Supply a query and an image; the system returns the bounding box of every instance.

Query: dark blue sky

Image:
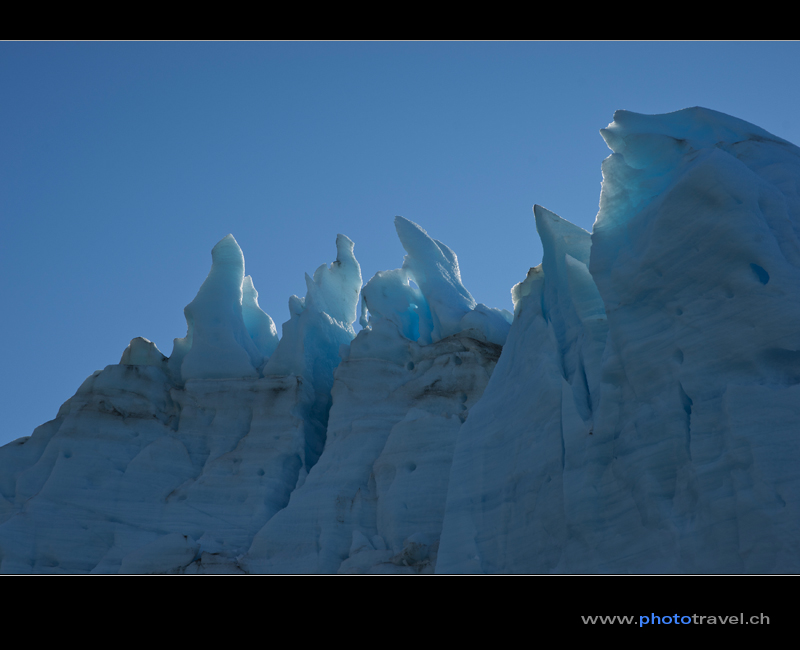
[2,42,799,446]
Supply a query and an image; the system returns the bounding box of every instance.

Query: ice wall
[438,107,800,573]
[4,107,800,573]
[245,222,504,573]
[437,205,604,572]
[584,108,800,572]
[0,234,361,573]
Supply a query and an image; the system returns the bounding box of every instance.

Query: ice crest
[395,216,476,342]
[362,216,511,346]
[266,233,362,378]
[265,234,363,470]
[6,107,800,574]
[595,107,800,233]
[169,234,271,382]
[120,337,167,367]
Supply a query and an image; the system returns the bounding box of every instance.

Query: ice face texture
[0,233,360,573]
[437,206,606,573]
[438,107,800,573]
[245,330,502,574]
[4,107,800,573]
[242,224,510,574]
[264,234,362,470]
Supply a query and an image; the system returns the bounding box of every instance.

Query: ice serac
[438,107,800,573]
[534,204,607,425]
[585,107,800,572]
[361,217,511,347]
[246,329,502,574]
[245,220,506,574]
[0,234,357,573]
[0,358,309,573]
[437,204,604,573]
[5,107,800,574]
[265,234,362,471]
[394,216,476,342]
[170,234,265,381]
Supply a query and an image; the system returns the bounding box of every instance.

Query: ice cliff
[3,107,800,573]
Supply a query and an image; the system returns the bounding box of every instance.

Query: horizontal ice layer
[457,303,513,348]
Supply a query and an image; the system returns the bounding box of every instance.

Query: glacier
[2,106,800,573]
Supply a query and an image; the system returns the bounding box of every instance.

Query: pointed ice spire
[265,233,362,378]
[170,234,264,382]
[360,217,510,345]
[395,216,476,341]
[304,234,362,331]
[264,233,362,471]
[531,205,606,423]
[535,205,592,268]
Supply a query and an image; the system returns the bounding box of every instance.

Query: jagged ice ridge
[2,107,800,573]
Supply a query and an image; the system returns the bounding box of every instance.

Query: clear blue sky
[2,42,799,446]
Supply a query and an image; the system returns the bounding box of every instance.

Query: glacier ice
[393,215,476,342]
[245,329,502,574]
[264,233,362,470]
[4,106,800,573]
[439,107,800,573]
[241,276,279,360]
[244,220,507,573]
[120,337,168,368]
[0,233,361,573]
[265,233,361,378]
[437,206,604,573]
[170,234,266,382]
[361,216,512,348]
